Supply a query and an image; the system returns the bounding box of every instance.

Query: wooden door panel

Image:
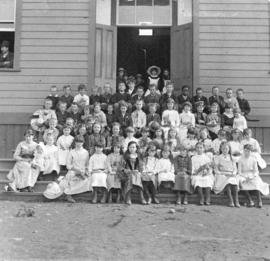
[171,23,193,94]
[95,24,117,92]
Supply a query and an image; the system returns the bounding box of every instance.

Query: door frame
[91,0,200,95]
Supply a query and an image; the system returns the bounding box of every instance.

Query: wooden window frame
[0,0,22,72]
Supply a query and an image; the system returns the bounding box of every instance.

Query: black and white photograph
[0,0,270,260]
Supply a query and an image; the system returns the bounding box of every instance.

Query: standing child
[46,85,59,110]
[118,141,146,205]
[138,127,152,156]
[43,134,60,178]
[238,144,269,208]
[213,142,240,207]
[212,129,227,155]
[191,142,214,205]
[194,101,207,129]
[206,102,221,140]
[167,127,181,158]
[229,128,243,163]
[236,88,251,117]
[161,98,179,139]
[59,85,74,109]
[131,99,147,137]
[233,108,247,132]
[142,145,159,204]
[32,143,46,177]
[106,142,123,203]
[173,147,192,205]
[122,127,138,152]
[182,127,198,157]
[89,142,108,204]
[57,126,74,170]
[241,128,266,169]
[179,101,195,141]
[114,100,133,135]
[73,84,90,107]
[43,118,59,143]
[106,122,124,153]
[56,101,69,131]
[146,103,161,127]
[156,144,175,188]
[85,122,106,155]
[100,83,112,112]
[152,126,165,157]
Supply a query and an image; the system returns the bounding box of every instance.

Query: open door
[171,23,193,94]
[95,24,117,92]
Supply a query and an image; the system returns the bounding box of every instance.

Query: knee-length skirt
[239,175,269,196]
[191,174,214,189]
[173,173,193,193]
[213,174,240,194]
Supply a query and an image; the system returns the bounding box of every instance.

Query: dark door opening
[117,27,170,78]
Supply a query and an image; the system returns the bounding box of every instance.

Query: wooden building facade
[0,0,269,157]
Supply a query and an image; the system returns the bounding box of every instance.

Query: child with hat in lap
[89,142,108,204]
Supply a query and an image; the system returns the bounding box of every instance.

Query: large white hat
[147,65,161,77]
[43,182,63,200]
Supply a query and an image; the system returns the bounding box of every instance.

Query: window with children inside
[0,0,16,70]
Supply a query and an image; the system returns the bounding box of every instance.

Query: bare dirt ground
[0,201,270,261]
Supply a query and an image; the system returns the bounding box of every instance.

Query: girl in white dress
[191,142,214,205]
[229,128,243,163]
[167,127,181,158]
[106,142,122,203]
[233,108,247,132]
[178,101,195,142]
[161,98,179,139]
[57,126,74,169]
[156,144,175,188]
[238,144,269,208]
[89,142,108,204]
[241,128,266,169]
[213,142,240,207]
[7,129,38,192]
[142,144,159,204]
[43,134,60,176]
[57,136,90,203]
[199,127,214,160]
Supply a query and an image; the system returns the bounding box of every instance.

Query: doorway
[117,27,170,78]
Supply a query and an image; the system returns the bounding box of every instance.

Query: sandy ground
[0,201,270,261]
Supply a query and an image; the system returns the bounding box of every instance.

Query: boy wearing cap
[191,88,208,113]
[0,40,13,68]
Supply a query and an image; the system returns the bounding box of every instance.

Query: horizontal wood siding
[198,0,270,116]
[0,0,91,113]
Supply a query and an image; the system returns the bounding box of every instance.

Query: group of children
[6,76,270,207]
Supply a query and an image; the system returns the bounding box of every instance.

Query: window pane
[154,0,170,6]
[0,32,15,68]
[96,0,111,25]
[119,0,135,6]
[137,0,152,6]
[0,0,15,22]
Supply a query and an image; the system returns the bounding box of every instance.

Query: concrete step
[0,170,67,180]
[1,191,270,205]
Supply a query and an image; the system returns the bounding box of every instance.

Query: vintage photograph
[0,0,270,260]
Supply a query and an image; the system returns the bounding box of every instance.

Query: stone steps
[1,191,270,206]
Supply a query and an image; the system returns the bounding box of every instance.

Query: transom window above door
[117,0,172,26]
